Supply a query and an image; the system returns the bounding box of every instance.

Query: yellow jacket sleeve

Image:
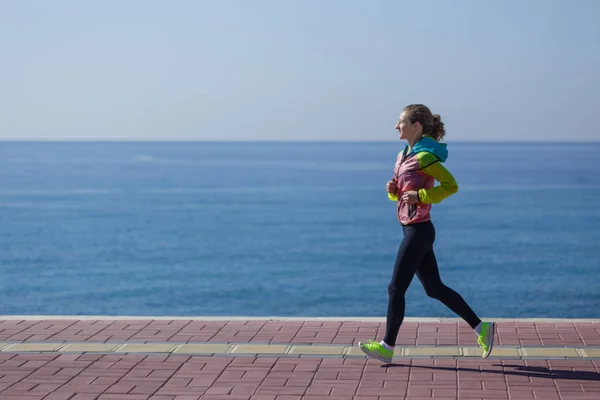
[417,154,458,204]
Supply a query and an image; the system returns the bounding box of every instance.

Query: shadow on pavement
[383,363,600,381]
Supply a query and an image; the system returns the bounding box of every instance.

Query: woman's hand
[386,180,398,194]
[401,190,419,204]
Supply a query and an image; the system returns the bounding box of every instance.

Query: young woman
[359,104,494,363]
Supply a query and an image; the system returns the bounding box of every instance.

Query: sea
[0,141,598,319]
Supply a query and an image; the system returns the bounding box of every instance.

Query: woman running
[359,104,494,363]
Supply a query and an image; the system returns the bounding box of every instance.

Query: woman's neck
[407,134,423,152]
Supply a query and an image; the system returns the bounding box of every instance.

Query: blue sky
[1,0,598,141]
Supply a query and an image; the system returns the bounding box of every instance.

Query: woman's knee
[388,281,406,300]
[424,284,445,299]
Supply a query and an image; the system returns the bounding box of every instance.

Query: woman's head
[395,104,445,142]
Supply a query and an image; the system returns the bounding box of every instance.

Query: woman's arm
[417,153,458,204]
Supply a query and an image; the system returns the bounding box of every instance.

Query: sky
[0,0,599,142]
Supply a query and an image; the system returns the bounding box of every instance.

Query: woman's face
[395,111,421,142]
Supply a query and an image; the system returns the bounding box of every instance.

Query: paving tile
[174,344,233,354]
[118,343,178,353]
[579,348,600,357]
[463,347,521,357]
[288,346,345,355]
[60,343,121,352]
[3,343,66,352]
[521,347,581,357]
[404,347,462,357]
[231,344,289,354]
[345,346,367,356]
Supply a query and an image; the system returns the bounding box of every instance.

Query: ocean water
[0,141,598,318]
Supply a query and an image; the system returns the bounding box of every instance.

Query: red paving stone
[0,352,598,399]
[0,319,599,399]
[1,319,599,346]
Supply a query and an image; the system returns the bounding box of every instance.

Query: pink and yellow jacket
[389,136,458,225]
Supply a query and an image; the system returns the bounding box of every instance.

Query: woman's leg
[416,248,481,329]
[383,222,433,346]
[415,224,495,358]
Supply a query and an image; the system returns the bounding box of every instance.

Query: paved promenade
[0,317,598,399]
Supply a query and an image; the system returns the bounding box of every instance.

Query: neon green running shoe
[358,340,393,363]
[477,322,495,358]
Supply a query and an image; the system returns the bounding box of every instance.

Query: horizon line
[1,139,599,144]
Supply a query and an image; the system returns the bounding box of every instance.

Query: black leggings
[384,220,481,346]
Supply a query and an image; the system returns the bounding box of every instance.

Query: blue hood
[409,136,448,162]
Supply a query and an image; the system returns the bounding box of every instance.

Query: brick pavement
[1,318,599,347]
[0,317,598,399]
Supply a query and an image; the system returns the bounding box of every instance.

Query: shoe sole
[358,342,392,363]
[482,322,495,359]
